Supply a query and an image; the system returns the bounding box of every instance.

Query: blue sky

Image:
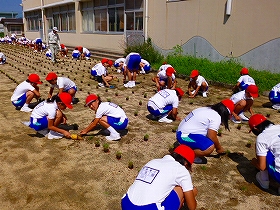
[0,0,23,18]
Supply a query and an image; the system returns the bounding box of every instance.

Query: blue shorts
[126,54,141,71]
[269,91,280,104]
[176,132,214,151]
[29,116,48,131]
[121,190,180,210]
[72,53,80,59]
[143,65,151,72]
[267,151,280,183]
[91,70,97,76]
[36,39,42,44]
[147,104,173,117]
[239,82,249,91]
[107,116,128,130]
[64,86,77,92]
[85,52,91,58]
[12,93,27,107]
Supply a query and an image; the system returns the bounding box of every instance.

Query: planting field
[0,44,280,210]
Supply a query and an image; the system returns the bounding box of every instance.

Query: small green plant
[266,113,270,118]
[237,124,242,130]
[240,186,247,191]
[94,139,100,147]
[200,166,207,170]
[115,92,118,96]
[134,110,138,116]
[144,134,149,141]
[126,96,129,101]
[107,98,111,102]
[246,140,252,148]
[103,143,110,152]
[128,161,134,169]
[217,128,222,136]
[172,126,177,133]
[144,93,147,98]
[116,151,122,160]
[139,100,142,105]
[168,144,174,153]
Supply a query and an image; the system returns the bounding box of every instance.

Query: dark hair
[252,120,274,136]
[170,152,191,170]
[47,94,62,103]
[210,102,230,131]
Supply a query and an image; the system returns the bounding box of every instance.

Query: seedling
[144,93,147,98]
[139,100,142,106]
[105,89,108,92]
[217,128,222,136]
[132,90,134,94]
[172,126,177,133]
[126,96,129,101]
[168,144,174,153]
[246,140,252,148]
[237,124,242,130]
[94,139,100,147]
[107,98,111,102]
[103,143,110,153]
[144,134,149,141]
[116,151,122,160]
[128,161,134,169]
[200,166,207,170]
[134,110,138,116]
[115,92,119,96]
[240,186,247,191]
[266,113,270,118]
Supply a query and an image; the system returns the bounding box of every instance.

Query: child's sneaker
[202,92,208,97]
[238,112,249,121]
[106,133,121,141]
[231,116,241,124]
[158,116,173,123]
[98,83,105,87]
[20,106,33,112]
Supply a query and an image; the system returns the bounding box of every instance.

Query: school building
[21,0,280,72]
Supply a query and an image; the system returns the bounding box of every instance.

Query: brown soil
[0,44,280,210]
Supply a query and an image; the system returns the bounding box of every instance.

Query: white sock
[260,170,269,181]
[107,126,118,135]
[23,103,29,107]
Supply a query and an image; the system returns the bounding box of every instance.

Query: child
[123,52,141,88]
[230,84,259,123]
[268,83,280,110]
[91,58,114,87]
[60,44,68,57]
[26,93,73,139]
[147,88,184,123]
[139,58,151,74]
[11,74,42,112]
[45,49,52,59]
[0,51,6,64]
[45,72,78,103]
[72,47,81,60]
[249,114,280,193]
[114,57,126,82]
[121,145,197,210]
[152,64,177,91]
[80,94,129,141]
[176,99,234,164]
[81,47,91,60]
[232,67,255,93]
[188,69,209,98]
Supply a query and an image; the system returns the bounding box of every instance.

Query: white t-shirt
[96,102,127,120]
[190,75,208,87]
[177,107,221,136]
[82,47,90,54]
[30,100,58,120]
[126,155,193,206]
[51,77,76,91]
[148,89,179,109]
[272,83,280,93]
[256,125,280,173]
[0,52,6,59]
[141,59,150,66]
[230,90,252,104]
[91,63,107,76]
[11,81,35,101]
[157,64,175,80]
[237,75,255,85]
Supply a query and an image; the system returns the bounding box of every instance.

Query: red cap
[166,67,175,76]
[28,74,42,84]
[221,99,235,114]
[175,87,185,97]
[249,114,267,130]
[101,58,109,64]
[240,67,249,75]
[85,94,98,107]
[190,70,199,78]
[108,60,113,67]
[59,92,73,109]
[60,44,65,48]
[46,72,58,81]
[77,46,83,52]
[246,85,259,98]
[174,145,195,165]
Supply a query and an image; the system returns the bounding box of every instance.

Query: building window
[25,10,41,31]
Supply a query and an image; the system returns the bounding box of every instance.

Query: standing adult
[176,99,234,163]
[147,88,184,123]
[121,145,197,210]
[47,27,60,63]
[249,114,280,193]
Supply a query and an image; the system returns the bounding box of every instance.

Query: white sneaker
[48,130,64,139]
[191,90,196,95]
[98,83,105,87]
[117,69,121,73]
[130,81,136,88]
[231,116,241,124]
[106,133,121,141]
[202,92,208,97]
[158,116,173,123]
[140,69,146,74]
[21,121,30,127]
[272,104,280,110]
[20,106,33,112]
[124,82,130,88]
[124,81,134,88]
[238,112,249,121]
[256,172,269,189]
[37,128,49,136]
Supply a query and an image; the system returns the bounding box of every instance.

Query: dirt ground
[0,44,280,210]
